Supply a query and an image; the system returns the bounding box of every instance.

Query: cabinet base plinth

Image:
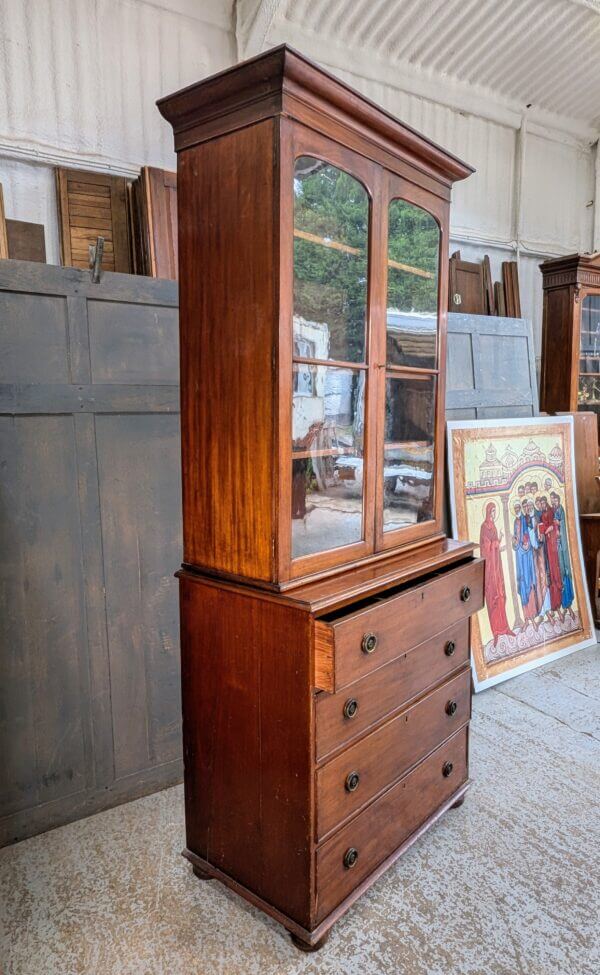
[182,782,469,948]
[290,931,330,952]
[192,864,212,880]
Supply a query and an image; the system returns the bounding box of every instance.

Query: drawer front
[316,726,468,921]
[316,559,483,691]
[316,668,470,839]
[315,619,470,762]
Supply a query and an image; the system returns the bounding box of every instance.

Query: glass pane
[579,295,600,412]
[293,157,369,364]
[386,199,440,369]
[383,375,436,531]
[292,364,365,558]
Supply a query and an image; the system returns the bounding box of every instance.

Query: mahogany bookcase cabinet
[159,46,484,951]
[540,252,600,434]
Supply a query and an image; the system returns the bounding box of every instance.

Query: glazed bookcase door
[577,290,600,415]
[281,126,380,580]
[375,173,449,552]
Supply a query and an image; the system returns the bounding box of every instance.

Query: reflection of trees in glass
[387,200,439,314]
[294,157,368,363]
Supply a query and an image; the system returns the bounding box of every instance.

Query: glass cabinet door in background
[382,198,441,535]
[291,156,370,560]
[578,294,600,413]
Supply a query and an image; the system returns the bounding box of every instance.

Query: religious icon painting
[447,415,595,691]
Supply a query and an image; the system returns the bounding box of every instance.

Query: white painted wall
[0,0,235,262]
[292,62,597,361]
[0,0,597,361]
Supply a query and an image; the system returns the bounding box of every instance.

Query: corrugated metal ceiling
[277,0,600,131]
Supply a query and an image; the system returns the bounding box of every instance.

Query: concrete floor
[1,646,599,975]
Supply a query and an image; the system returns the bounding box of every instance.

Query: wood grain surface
[315,619,470,761]
[315,727,468,921]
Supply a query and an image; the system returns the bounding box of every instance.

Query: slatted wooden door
[56,168,132,273]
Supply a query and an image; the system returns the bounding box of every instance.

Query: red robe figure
[480,502,515,646]
[537,496,563,612]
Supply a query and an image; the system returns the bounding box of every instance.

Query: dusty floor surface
[1,645,599,975]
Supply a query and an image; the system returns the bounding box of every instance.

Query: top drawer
[313,558,484,692]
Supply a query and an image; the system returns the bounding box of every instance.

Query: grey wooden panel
[0,259,178,304]
[96,414,182,779]
[477,405,534,420]
[445,408,477,422]
[447,331,475,392]
[0,261,181,846]
[88,300,179,384]
[446,313,539,419]
[0,415,90,816]
[0,292,69,383]
[0,384,179,413]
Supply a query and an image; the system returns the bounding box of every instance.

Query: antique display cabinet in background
[540,252,600,430]
[540,256,600,628]
[159,46,484,950]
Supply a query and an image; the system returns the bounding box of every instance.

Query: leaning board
[0,260,181,845]
[446,313,538,421]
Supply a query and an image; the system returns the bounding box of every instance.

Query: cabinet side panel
[179,576,313,926]
[177,121,277,580]
[540,287,575,412]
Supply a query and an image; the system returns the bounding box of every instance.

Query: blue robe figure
[553,499,574,610]
[527,505,550,616]
[513,510,537,622]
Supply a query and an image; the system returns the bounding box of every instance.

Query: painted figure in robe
[512,501,538,628]
[550,490,575,619]
[480,501,515,646]
[537,496,563,613]
[525,498,551,621]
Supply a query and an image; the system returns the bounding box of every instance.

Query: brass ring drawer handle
[362,632,378,654]
[445,640,456,656]
[460,586,471,602]
[345,771,360,793]
[343,847,359,870]
[442,761,454,778]
[343,698,359,720]
[446,700,458,717]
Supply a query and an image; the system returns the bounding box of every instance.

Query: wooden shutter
[448,256,485,314]
[128,168,178,280]
[56,167,131,273]
[502,261,522,318]
[143,168,178,280]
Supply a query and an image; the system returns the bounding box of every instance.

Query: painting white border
[446,414,596,692]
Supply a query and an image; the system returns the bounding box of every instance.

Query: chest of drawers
[179,544,483,949]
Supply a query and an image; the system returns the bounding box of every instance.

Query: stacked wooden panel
[128,167,178,279]
[449,251,521,317]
